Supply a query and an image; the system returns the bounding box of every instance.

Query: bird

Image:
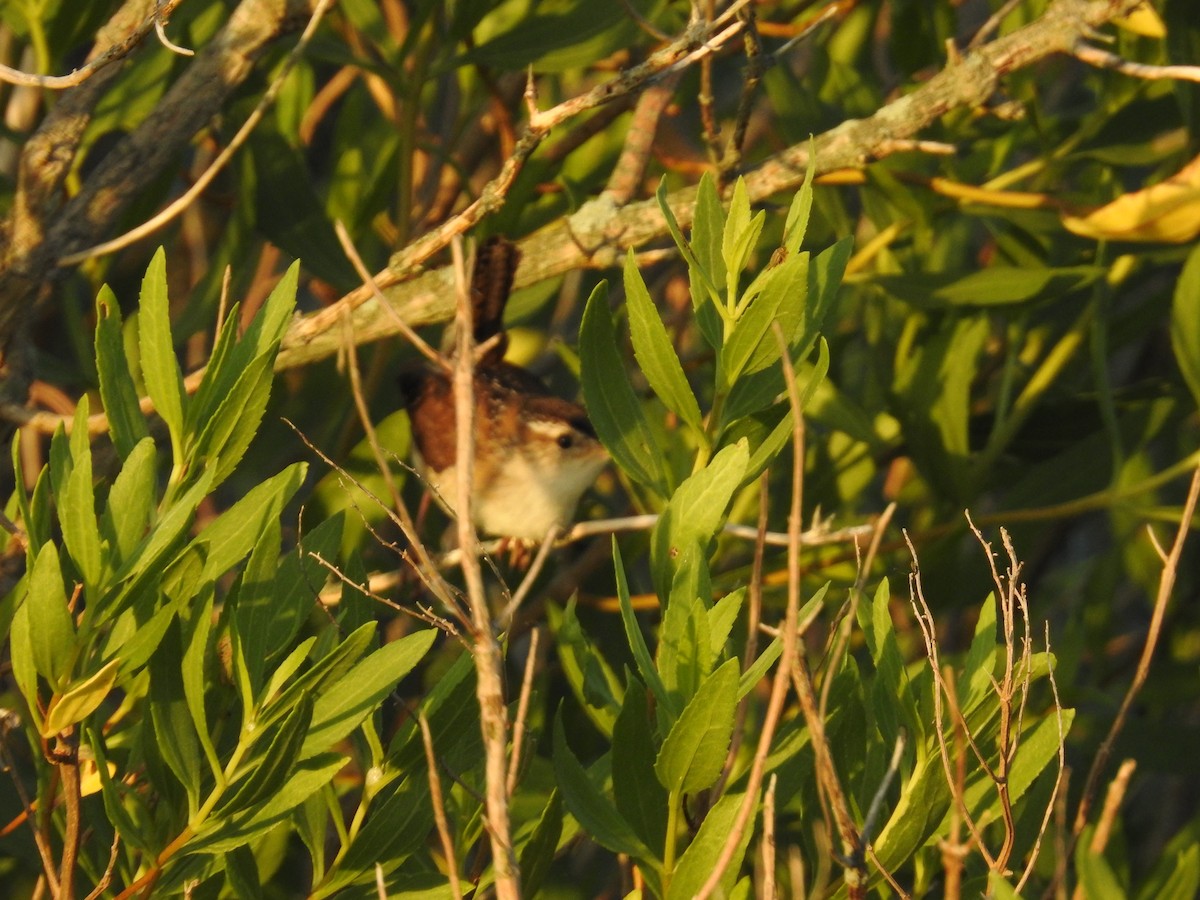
[398,237,608,543]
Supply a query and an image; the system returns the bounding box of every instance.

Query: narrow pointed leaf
[624,249,702,431]
[653,658,739,795]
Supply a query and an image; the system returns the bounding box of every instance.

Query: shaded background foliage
[0,0,1198,896]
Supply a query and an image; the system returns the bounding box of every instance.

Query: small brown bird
[399,237,608,542]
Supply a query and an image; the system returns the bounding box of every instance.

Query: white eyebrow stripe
[526,418,575,439]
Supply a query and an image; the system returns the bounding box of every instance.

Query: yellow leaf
[1112,4,1166,38]
[78,757,119,798]
[1062,154,1200,243]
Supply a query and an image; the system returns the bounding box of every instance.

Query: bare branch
[0,0,184,89]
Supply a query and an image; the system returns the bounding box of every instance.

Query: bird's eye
[556,433,574,450]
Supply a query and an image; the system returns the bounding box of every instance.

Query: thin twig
[1071,467,1200,837]
[1073,42,1200,82]
[713,471,770,800]
[603,72,682,205]
[0,0,185,88]
[721,2,762,174]
[968,0,1023,48]
[818,502,896,725]
[694,323,809,899]
[762,773,778,900]
[57,0,335,266]
[82,829,122,900]
[1019,623,1067,893]
[862,729,907,847]
[419,714,463,900]
[0,712,59,896]
[335,302,468,624]
[905,532,998,869]
[153,0,193,57]
[285,420,466,622]
[334,221,448,371]
[308,550,459,634]
[506,628,541,797]
[499,528,559,629]
[450,236,520,899]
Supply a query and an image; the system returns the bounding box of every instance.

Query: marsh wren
[399,238,608,542]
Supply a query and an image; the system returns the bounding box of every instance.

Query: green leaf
[94,284,149,459]
[657,177,723,316]
[580,281,668,495]
[520,790,564,898]
[190,349,276,487]
[310,772,430,896]
[656,543,712,710]
[263,513,344,662]
[651,440,748,597]
[738,338,830,480]
[301,628,436,757]
[612,680,668,851]
[856,578,908,744]
[614,538,672,715]
[707,587,746,656]
[466,0,653,73]
[8,597,41,731]
[624,249,703,431]
[224,845,263,900]
[1076,832,1128,900]
[720,250,810,388]
[249,130,357,288]
[960,592,998,717]
[188,753,349,857]
[721,178,755,304]
[194,463,306,582]
[654,658,739,795]
[552,715,656,862]
[60,398,102,592]
[231,519,283,695]
[894,314,990,502]
[691,172,728,297]
[183,591,222,779]
[258,622,379,732]
[1140,845,1200,900]
[876,265,1102,309]
[550,599,623,737]
[688,173,729,349]
[1171,242,1200,410]
[100,437,156,565]
[220,695,314,815]
[150,624,203,809]
[42,658,119,737]
[871,750,951,873]
[782,145,816,254]
[667,791,755,900]
[136,248,185,459]
[25,542,74,688]
[110,465,214,598]
[738,634,781,700]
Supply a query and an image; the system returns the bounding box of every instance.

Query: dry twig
[1071,468,1200,837]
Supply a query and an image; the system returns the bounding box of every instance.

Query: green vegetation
[0,1,1198,897]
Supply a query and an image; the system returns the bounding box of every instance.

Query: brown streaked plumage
[399,237,608,541]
